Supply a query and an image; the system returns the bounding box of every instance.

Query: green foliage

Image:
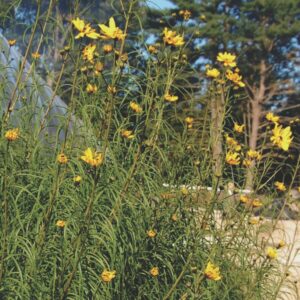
[0,1,298,299]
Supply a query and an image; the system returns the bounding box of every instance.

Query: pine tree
[167,0,300,188]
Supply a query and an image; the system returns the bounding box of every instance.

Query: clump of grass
[0,1,298,299]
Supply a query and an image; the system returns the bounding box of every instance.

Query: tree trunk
[245,60,266,189]
[210,89,225,182]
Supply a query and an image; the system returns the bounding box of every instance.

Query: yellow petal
[109,17,116,30]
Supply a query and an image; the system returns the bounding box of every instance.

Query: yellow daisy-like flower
[225,134,241,151]
[185,117,194,125]
[57,153,68,164]
[171,213,178,221]
[270,124,293,151]
[249,217,260,225]
[103,44,113,53]
[107,85,117,94]
[234,123,245,133]
[243,159,252,168]
[217,52,236,68]
[121,130,135,139]
[81,148,104,167]
[148,45,158,54]
[82,44,96,62]
[247,149,262,160]
[164,93,178,102]
[226,152,240,165]
[275,181,286,192]
[266,247,278,259]
[266,112,279,124]
[129,102,142,113]
[56,220,66,228]
[251,199,263,208]
[163,28,184,47]
[147,230,156,238]
[179,9,191,21]
[240,194,249,204]
[226,70,245,88]
[278,240,285,248]
[8,39,16,46]
[181,186,189,195]
[73,175,82,184]
[86,83,98,94]
[204,262,221,281]
[101,270,116,282]
[5,128,20,141]
[99,17,125,41]
[150,267,159,277]
[94,62,104,75]
[72,18,100,39]
[32,52,41,59]
[206,68,220,78]
[72,17,85,34]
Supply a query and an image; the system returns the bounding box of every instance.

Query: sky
[146,0,177,9]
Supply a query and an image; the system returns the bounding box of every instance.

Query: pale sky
[146,0,177,9]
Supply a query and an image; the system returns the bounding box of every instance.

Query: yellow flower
[32,52,41,59]
[270,124,293,151]
[82,44,96,62]
[5,128,20,141]
[148,45,158,54]
[275,181,286,192]
[204,262,221,281]
[181,186,189,195]
[57,153,68,164]
[200,14,206,21]
[206,68,220,78]
[278,240,285,248]
[226,152,240,165]
[81,148,104,167]
[251,199,263,208]
[86,83,98,94]
[171,213,178,221]
[249,217,259,225]
[103,44,113,53]
[240,194,249,204]
[266,247,278,259]
[164,93,178,102]
[130,102,142,113]
[243,159,252,168]
[163,28,184,47]
[94,62,104,75]
[234,123,245,133]
[56,220,66,228]
[266,112,279,123]
[72,18,100,39]
[298,186,300,193]
[179,9,191,21]
[185,117,194,125]
[99,17,125,41]
[121,130,134,139]
[247,149,262,160]
[101,270,116,282]
[217,52,236,68]
[225,134,241,151]
[72,17,85,33]
[147,230,156,238]
[73,175,82,184]
[8,39,16,46]
[107,85,117,94]
[150,267,159,277]
[226,70,245,87]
